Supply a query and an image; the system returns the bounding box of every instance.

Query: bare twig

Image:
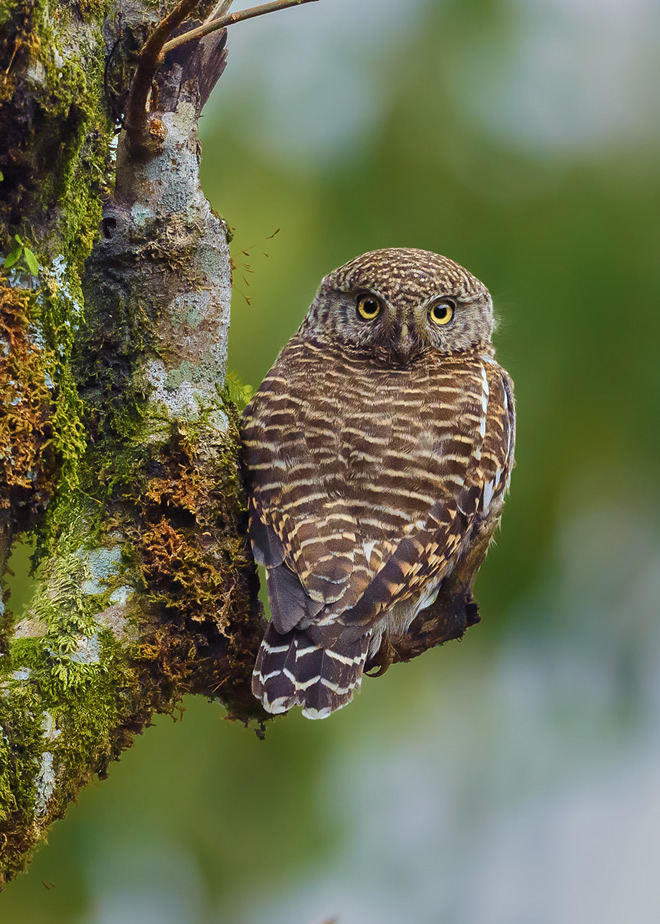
[161,0,319,55]
[203,0,234,25]
[124,0,199,146]
[124,0,317,153]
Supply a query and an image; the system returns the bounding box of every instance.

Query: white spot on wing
[262,641,290,654]
[262,696,292,714]
[481,365,490,398]
[363,540,376,567]
[283,668,320,691]
[320,677,360,695]
[326,648,363,666]
[301,706,333,720]
[483,479,495,513]
[259,669,283,683]
[479,363,490,441]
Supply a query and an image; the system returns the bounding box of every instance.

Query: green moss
[31,516,100,678]
[0,499,146,882]
[0,678,43,847]
[0,386,260,878]
[0,0,265,885]
[1,0,113,231]
[35,14,114,495]
[0,624,139,883]
[1,0,115,525]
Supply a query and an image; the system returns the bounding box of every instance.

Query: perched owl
[241,248,515,719]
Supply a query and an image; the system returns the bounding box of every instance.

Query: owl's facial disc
[351,291,424,364]
[304,248,494,360]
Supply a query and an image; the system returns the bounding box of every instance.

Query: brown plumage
[241,248,515,719]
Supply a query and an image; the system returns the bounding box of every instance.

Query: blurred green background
[4,0,660,920]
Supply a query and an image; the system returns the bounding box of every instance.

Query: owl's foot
[365,636,397,678]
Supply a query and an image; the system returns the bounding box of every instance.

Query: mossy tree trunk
[0,0,265,886]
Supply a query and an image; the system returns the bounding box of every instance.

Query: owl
[241,248,515,719]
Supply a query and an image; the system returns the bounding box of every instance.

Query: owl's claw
[365,637,397,677]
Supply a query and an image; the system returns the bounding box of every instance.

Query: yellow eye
[429,300,455,326]
[357,294,382,320]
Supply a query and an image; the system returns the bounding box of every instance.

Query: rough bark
[0,0,265,885]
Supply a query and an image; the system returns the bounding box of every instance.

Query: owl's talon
[365,662,388,678]
[365,637,396,677]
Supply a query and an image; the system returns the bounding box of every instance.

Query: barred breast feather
[241,335,514,719]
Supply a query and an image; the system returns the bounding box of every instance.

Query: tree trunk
[0,0,265,886]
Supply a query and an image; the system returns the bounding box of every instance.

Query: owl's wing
[315,357,516,643]
[383,365,515,662]
[241,339,361,633]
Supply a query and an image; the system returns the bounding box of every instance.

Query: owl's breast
[319,350,488,506]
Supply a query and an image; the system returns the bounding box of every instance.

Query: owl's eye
[357,294,382,321]
[428,299,455,326]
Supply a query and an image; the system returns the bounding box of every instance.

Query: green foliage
[3,235,39,276]
[225,370,254,410]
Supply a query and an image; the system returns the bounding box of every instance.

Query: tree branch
[162,0,320,55]
[124,0,200,149]
[124,0,318,156]
[0,0,327,885]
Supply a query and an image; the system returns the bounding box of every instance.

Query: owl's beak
[393,321,419,365]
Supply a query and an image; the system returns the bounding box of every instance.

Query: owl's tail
[252,622,370,720]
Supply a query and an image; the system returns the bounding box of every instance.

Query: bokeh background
[4,0,660,920]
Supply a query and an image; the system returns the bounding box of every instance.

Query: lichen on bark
[0,0,264,886]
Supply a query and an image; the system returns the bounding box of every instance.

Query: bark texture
[0,0,264,885]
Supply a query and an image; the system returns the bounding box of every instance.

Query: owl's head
[302,248,494,364]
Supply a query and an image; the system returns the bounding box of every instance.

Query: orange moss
[0,281,56,514]
[117,419,262,715]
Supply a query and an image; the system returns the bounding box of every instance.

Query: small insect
[241,248,515,719]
